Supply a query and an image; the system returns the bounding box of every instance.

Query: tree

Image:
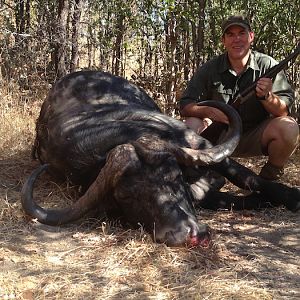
[54,0,69,78]
[70,0,83,72]
[0,0,298,118]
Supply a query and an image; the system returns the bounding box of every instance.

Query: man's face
[222,25,254,60]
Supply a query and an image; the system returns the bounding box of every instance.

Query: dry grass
[0,82,299,300]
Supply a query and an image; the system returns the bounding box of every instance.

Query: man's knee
[184,117,205,134]
[263,116,299,146]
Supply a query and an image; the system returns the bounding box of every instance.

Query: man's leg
[260,116,299,180]
[185,116,299,181]
[231,116,298,180]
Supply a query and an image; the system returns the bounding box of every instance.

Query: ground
[0,99,299,299]
[0,146,299,299]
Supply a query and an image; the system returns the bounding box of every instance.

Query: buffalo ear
[131,136,174,166]
[73,143,142,215]
[107,144,142,184]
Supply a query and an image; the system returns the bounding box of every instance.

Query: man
[179,15,299,180]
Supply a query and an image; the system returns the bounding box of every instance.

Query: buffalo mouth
[186,226,211,248]
[160,223,211,248]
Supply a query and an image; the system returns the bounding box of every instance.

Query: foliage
[0,0,299,117]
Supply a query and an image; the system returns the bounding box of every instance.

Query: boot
[259,161,284,181]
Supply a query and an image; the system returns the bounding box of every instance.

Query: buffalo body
[22,71,300,247]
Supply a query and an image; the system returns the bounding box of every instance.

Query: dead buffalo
[21,71,300,247]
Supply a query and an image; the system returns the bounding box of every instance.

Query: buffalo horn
[176,100,242,166]
[21,144,141,225]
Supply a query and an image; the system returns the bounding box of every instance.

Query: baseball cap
[221,15,251,35]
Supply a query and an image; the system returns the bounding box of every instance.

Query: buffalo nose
[188,224,211,247]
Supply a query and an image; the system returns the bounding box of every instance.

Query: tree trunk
[55,0,69,78]
[15,0,25,34]
[15,0,31,42]
[70,0,83,72]
[113,14,125,75]
[196,0,206,67]
[25,0,30,31]
[182,22,190,81]
[164,11,177,116]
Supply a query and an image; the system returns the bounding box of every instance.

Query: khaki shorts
[185,116,272,157]
[232,119,271,157]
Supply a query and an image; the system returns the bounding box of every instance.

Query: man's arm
[256,70,294,117]
[180,103,229,124]
[260,89,289,117]
[179,60,229,124]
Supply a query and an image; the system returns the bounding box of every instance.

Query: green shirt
[179,51,295,133]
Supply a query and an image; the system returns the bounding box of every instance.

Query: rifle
[230,42,300,109]
[201,42,300,144]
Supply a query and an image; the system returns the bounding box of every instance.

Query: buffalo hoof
[285,187,300,212]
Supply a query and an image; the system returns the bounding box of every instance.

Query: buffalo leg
[209,158,300,212]
[198,190,274,210]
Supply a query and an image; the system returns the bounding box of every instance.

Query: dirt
[0,150,299,299]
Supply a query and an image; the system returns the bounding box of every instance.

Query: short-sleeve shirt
[179,51,295,133]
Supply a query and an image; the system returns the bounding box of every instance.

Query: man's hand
[256,77,273,98]
[255,78,289,117]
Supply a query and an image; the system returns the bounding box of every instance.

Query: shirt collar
[219,50,260,74]
[248,51,260,71]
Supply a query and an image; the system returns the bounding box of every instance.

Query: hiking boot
[259,162,284,181]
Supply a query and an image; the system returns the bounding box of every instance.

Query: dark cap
[221,15,251,35]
